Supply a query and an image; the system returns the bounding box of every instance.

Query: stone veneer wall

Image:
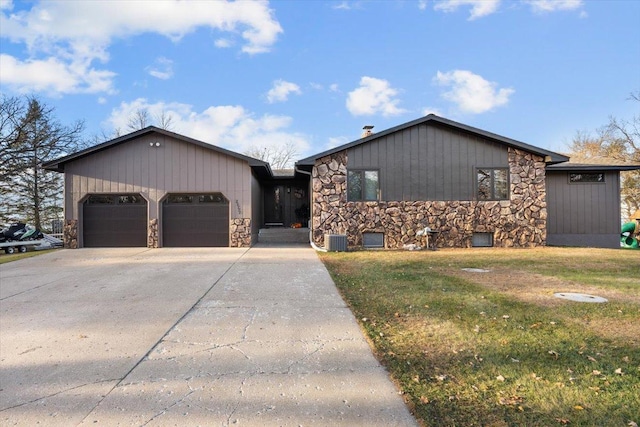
[230,218,252,247]
[311,148,546,249]
[63,219,78,249]
[148,218,159,248]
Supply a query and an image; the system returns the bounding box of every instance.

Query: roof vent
[361,125,374,138]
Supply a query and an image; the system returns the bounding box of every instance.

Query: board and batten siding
[347,123,508,201]
[546,171,621,248]
[64,133,252,221]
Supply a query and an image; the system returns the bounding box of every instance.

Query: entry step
[258,227,309,244]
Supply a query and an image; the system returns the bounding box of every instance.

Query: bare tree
[0,96,84,230]
[127,108,151,132]
[0,96,27,187]
[93,108,174,144]
[244,142,299,169]
[568,91,640,219]
[154,109,175,131]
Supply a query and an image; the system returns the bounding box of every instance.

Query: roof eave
[547,164,640,171]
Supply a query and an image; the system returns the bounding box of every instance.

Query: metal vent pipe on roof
[361,125,374,138]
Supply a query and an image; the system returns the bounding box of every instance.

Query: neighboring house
[296,115,639,249]
[43,127,272,248]
[45,115,638,249]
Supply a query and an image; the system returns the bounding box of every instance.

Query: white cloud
[332,1,358,10]
[525,0,583,13]
[0,0,14,10]
[310,82,324,90]
[0,53,116,95]
[214,38,233,48]
[0,0,282,95]
[146,57,174,80]
[1,1,282,54]
[105,98,311,157]
[346,76,406,117]
[433,70,514,114]
[266,80,302,104]
[433,0,501,20]
[329,83,339,92]
[418,0,428,11]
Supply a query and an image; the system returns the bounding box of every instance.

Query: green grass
[320,247,640,427]
[0,249,56,264]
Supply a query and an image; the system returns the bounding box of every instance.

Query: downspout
[295,165,328,252]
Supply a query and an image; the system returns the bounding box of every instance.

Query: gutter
[295,165,328,252]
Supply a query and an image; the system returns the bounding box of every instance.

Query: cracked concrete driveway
[0,245,417,426]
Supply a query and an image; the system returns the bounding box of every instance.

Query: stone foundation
[230,218,252,247]
[311,148,547,249]
[63,219,78,249]
[148,218,159,248]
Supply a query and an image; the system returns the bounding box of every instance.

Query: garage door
[162,193,229,247]
[83,194,147,247]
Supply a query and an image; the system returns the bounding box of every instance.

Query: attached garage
[43,126,272,248]
[83,194,147,247]
[162,193,229,247]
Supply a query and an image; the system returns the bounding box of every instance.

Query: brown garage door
[162,193,229,247]
[83,194,147,247]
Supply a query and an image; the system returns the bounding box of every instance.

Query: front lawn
[0,249,56,264]
[320,247,640,427]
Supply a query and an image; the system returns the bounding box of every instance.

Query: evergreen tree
[0,96,84,231]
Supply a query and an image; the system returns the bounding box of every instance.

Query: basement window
[472,233,494,247]
[363,232,384,248]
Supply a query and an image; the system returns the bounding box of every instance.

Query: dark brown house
[296,115,639,249]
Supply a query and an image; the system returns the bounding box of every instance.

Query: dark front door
[264,185,284,226]
[83,194,147,247]
[162,193,229,247]
[263,181,309,227]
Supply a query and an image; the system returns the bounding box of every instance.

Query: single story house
[44,115,638,249]
[295,115,639,249]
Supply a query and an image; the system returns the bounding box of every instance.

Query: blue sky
[1,0,639,161]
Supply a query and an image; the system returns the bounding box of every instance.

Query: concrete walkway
[0,245,417,426]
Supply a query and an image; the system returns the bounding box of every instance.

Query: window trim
[475,167,510,201]
[347,169,380,201]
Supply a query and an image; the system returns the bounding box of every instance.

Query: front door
[264,185,284,226]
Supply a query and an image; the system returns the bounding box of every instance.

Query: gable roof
[296,114,570,168]
[43,126,273,178]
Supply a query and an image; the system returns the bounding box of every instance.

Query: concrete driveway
[0,246,417,426]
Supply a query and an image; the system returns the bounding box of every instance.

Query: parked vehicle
[0,222,28,242]
[19,226,44,241]
[0,222,55,254]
